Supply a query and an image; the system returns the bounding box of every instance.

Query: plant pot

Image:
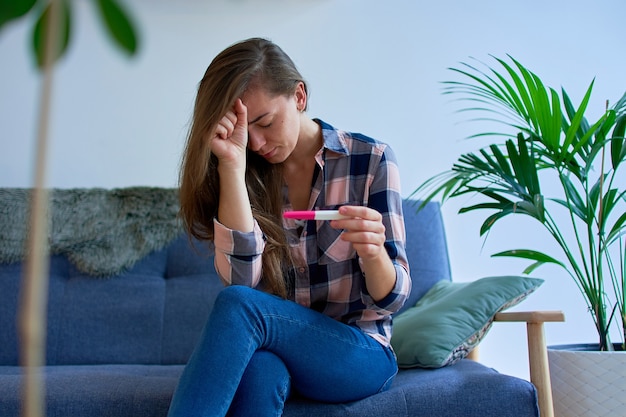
[548,344,626,417]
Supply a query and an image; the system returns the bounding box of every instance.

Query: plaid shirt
[213,119,411,347]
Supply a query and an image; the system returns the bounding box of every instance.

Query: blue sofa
[0,187,540,417]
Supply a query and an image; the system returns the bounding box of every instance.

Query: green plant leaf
[504,139,523,182]
[589,175,607,215]
[558,174,587,221]
[95,0,138,55]
[0,0,37,30]
[599,188,619,234]
[496,56,539,134]
[606,210,626,245]
[513,199,545,221]
[561,80,595,165]
[611,111,626,169]
[562,88,592,153]
[594,109,616,146]
[572,114,609,177]
[32,0,72,69]
[478,207,524,235]
[518,133,541,196]
[490,143,513,177]
[520,261,545,275]
[492,249,566,269]
[409,171,465,211]
[526,68,559,148]
[486,57,533,123]
[548,87,563,151]
[458,202,502,212]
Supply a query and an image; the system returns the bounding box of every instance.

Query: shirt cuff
[213,218,266,257]
[366,263,411,315]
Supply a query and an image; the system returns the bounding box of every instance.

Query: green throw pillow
[391,275,544,369]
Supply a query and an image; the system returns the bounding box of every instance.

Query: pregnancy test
[283,210,349,220]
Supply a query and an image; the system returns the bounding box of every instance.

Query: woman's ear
[294,82,307,112]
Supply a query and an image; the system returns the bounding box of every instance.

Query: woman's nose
[247,131,265,152]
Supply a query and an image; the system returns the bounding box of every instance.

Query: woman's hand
[330,205,397,301]
[210,99,248,172]
[330,205,387,260]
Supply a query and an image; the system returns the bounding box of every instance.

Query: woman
[167,37,411,417]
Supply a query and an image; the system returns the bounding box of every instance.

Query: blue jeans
[166,285,398,417]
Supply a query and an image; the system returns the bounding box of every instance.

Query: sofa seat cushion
[0,365,179,417]
[287,360,538,417]
[0,360,537,417]
[390,360,538,417]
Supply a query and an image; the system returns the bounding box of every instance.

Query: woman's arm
[211,99,264,287]
[213,99,255,233]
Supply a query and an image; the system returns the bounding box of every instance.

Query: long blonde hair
[179,38,308,298]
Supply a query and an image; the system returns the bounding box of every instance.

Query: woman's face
[241,83,304,164]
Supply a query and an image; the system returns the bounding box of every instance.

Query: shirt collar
[314,119,349,156]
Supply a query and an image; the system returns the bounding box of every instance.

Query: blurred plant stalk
[19,0,61,415]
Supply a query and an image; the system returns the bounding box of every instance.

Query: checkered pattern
[213,119,411,347]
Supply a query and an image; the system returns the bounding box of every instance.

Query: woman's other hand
[210,99,249,172]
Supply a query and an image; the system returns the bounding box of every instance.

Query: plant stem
[549,172,608,347]
[19,1,61,416]
[594,103,612,350]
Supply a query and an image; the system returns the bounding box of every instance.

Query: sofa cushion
[286,360,538,416]
[0,365,177,417]
[391,275,544,368]
[0,360,538,417]
[0,235,223,366]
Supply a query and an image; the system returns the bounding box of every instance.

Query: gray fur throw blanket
[0,187,183,276]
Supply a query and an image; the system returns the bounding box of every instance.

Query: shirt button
[298,267,306,273]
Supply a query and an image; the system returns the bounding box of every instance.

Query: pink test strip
[283,210,349,220]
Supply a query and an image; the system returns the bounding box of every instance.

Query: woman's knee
[215,285,270,305]
[213,285,259,314]
[217,284,254,301]
[213,285,279,317]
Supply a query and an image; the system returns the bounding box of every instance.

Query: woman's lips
[261,148,276,159]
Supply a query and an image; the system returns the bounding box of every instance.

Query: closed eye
[259,123,272,128]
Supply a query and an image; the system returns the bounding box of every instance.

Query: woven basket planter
[548,344,626,417]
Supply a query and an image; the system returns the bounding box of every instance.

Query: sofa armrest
[493,310,565,417]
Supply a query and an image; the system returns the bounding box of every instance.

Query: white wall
[2,0,625,380]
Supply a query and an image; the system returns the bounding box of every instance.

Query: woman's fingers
[234,98,247,125]
[211,99,249,148]
[331,206,383,231]
[329,206,387,259]
[215,109,237,140]
[231,99,248,147]
[339,205,382,222]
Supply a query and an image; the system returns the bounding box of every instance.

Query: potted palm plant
[412,55,626,416]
